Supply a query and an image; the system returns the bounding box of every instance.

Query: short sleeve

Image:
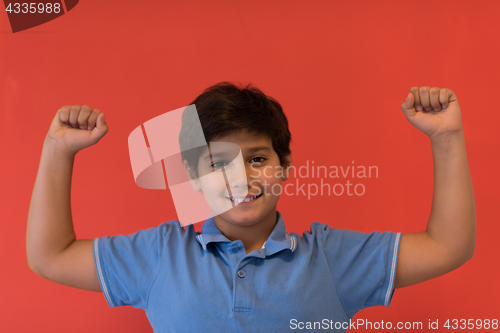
[313,222,401,318]
[93,224,168,309]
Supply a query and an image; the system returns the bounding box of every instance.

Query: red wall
[1,1,499,331]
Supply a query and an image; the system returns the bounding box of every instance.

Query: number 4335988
[6,3,61,14]
[444,319,498,329]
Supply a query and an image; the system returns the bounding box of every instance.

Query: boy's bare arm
[394,86,476,289]
[27,105,108,292]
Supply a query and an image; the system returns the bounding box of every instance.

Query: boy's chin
[220,206,274,226]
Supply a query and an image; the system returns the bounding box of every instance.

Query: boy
[27,82,475,332]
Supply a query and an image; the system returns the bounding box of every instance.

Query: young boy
[27,82,476,332]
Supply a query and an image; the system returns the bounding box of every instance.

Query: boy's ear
[183,160,201,192]
[282,153,292,181]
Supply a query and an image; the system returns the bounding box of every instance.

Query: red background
[1,1,499,332]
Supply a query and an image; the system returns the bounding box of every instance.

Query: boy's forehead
[212,131,272,148]
[211,131,273,151]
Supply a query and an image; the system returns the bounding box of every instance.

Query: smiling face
[190,130,291,229]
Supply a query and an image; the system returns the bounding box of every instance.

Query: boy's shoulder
[287,220,400,256]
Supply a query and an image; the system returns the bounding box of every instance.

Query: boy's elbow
[437,236,475,273]
[462,227,476,264]
[27,255,50,278]
[463,242,475,263]
[27,248,42,275]
[451,241,475,270]
[27,252,37,273]
[28,258,43,277]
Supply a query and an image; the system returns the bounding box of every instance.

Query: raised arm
[27,105,108,292]
[394,86,476,289]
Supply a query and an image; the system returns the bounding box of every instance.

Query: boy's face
[195,130,289,227]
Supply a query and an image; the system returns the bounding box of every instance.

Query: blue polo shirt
[93,212,401,332]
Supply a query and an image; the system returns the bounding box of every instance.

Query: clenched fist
[46,105,108,156]
[401,86,463,140]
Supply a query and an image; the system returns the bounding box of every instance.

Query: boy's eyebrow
[245,146,271,154]
[203,152,227,160]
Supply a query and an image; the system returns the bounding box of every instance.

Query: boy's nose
[226,164,247,187]
[224,157,249,193]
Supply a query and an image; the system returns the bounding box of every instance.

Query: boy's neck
[213,209,278,254]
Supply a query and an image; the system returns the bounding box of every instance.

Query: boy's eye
[211,161,228,169]
[249,157,266,164]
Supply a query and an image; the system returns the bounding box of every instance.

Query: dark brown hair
[179,82,292,176]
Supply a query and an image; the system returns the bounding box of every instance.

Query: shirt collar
[195,211,297,256]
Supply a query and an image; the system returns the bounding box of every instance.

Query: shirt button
[230,247,238,254]
[237,270,246,278]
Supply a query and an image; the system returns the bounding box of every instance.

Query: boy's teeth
[232,194,259,204]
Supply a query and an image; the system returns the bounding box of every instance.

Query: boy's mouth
[227,193,263,205]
